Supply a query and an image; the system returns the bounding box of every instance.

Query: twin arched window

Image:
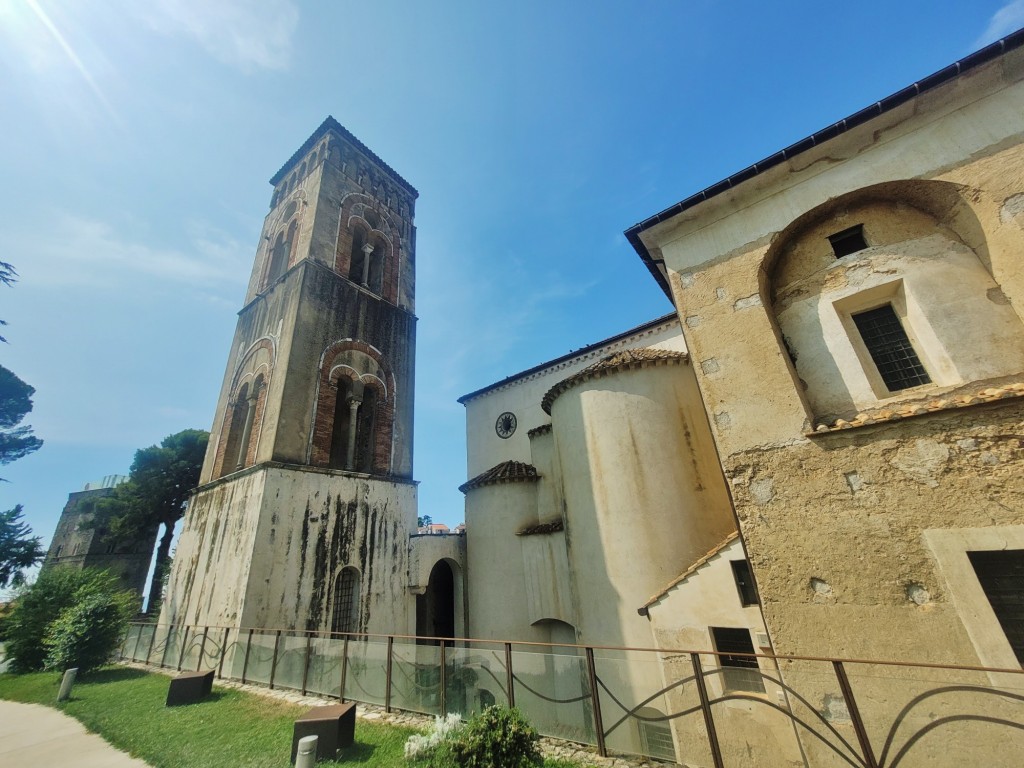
[347,224,386,294]
[265,219,298,289]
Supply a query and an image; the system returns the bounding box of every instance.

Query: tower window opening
[329,379,377,472]
[851,304,931,392]
[828,224,868,258]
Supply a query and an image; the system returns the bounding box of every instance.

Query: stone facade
[43,477,156,599]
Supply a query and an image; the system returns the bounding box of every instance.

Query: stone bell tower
[160,118,420,635]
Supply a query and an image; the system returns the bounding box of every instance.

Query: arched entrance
[417,559,455,642]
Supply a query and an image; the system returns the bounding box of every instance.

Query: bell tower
[160,118,420,635]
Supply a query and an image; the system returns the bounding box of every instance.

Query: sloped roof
[541,348,688,414]
[516,519,564,536]
[638,531,740,616]
[459,461,540,493]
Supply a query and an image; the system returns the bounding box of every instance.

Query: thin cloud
[974,0,1024,48]
[139,0,298,72]
[20,215,249,291]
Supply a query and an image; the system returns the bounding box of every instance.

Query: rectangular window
[638,716,676,762]
[731,560,759,606]
[711,627,765,693]
[968,550,1024,665]
[828,224,868,258]
[851,304,931,392]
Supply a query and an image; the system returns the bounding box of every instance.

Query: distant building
[43,476,156,599]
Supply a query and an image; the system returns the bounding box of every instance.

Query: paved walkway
[0,700,152,767]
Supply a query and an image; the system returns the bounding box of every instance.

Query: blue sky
[1,0,1021,564]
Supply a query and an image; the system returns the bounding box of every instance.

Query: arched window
[220,382,249,477]
[329,378,378,472]
[298,161,307,178]
[332,567,360,635]
[348,225,369,285]
[266,232,288,287]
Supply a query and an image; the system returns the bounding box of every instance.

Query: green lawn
[0,667,590,768]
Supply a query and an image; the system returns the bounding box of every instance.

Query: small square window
[828,224,868,258]
[731,560,759,606]
[851,304,931,392]
[711,627,765,693]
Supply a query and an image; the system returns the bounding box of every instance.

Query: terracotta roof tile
[516,519,564,536]
[541,348,688,414]
[527,424,552,438]
[810,379,1024,435]
[459,461,540,493]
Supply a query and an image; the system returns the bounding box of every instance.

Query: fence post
[269,630,283,690]
[505,643,515,708]
[833,661,879,768]
[197,626,209,671]
[339,636,350,702]
[584,647,607,758]
[691,654,724,768]
[217,627,230,679]
[176,626,190,671]
[241,629,254,684]
[145,624,157,665]
[385,636,395,713]
[439,641,447,715]
[301,634,313,695]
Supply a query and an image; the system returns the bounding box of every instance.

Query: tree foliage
[0,365,42,469]
[43,590,136,673]
[0,504,43,588]
[87,429,209,614]
[4,567,135,672]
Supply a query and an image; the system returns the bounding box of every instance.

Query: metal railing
[119,623,1024,767]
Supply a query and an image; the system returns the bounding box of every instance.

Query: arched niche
[764,180,1024,421]
[416,559,456,643]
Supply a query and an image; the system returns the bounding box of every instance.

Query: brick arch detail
[213,338,275,478]
[334,193,402,304]
[309,339,396,474]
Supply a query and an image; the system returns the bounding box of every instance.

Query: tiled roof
[527,424,552,438]
[638,531,740,616]
[459,461,540,493]
[516,519,564,536]
[810,380,1024,435]
[541,348,688,414]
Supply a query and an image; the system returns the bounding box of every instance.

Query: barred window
[332,567,360,635]
[852,304,931,392]
[711,627,765,693]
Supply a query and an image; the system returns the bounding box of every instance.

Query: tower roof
[269,116,419,198]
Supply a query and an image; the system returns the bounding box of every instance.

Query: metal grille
[712,627,765,693]
[851,305,931,391]
[332,568,359,634]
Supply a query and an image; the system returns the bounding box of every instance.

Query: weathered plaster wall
[552,361,736,649]
[636,50,1024,672]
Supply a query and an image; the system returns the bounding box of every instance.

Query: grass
[0,667,594,768]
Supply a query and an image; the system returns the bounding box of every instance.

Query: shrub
[405,712,464,762]
[43,590,136,672]
[446,706,542,768]
[4,567,136,672]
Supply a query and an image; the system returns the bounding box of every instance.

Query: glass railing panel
[120,624,142,660]
[391,641,441,716]
[305,635,345,698]
[178,629,205,672]
[446,644,507,716]
[273,634,309,691]
[342,637,389,707]
[509,646,594,746]
[243,631,278,686]
[160,626,183,668]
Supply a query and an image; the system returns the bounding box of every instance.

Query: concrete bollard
[295,735,318,768]
[57,668,78,702]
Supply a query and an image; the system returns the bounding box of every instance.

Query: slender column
[235,383,261,471]
[345,395,362,471]
[360,243,374,286]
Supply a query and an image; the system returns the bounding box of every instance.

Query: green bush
[43,591,136,673]
[4,567,136,672]
[444,706,542,768]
